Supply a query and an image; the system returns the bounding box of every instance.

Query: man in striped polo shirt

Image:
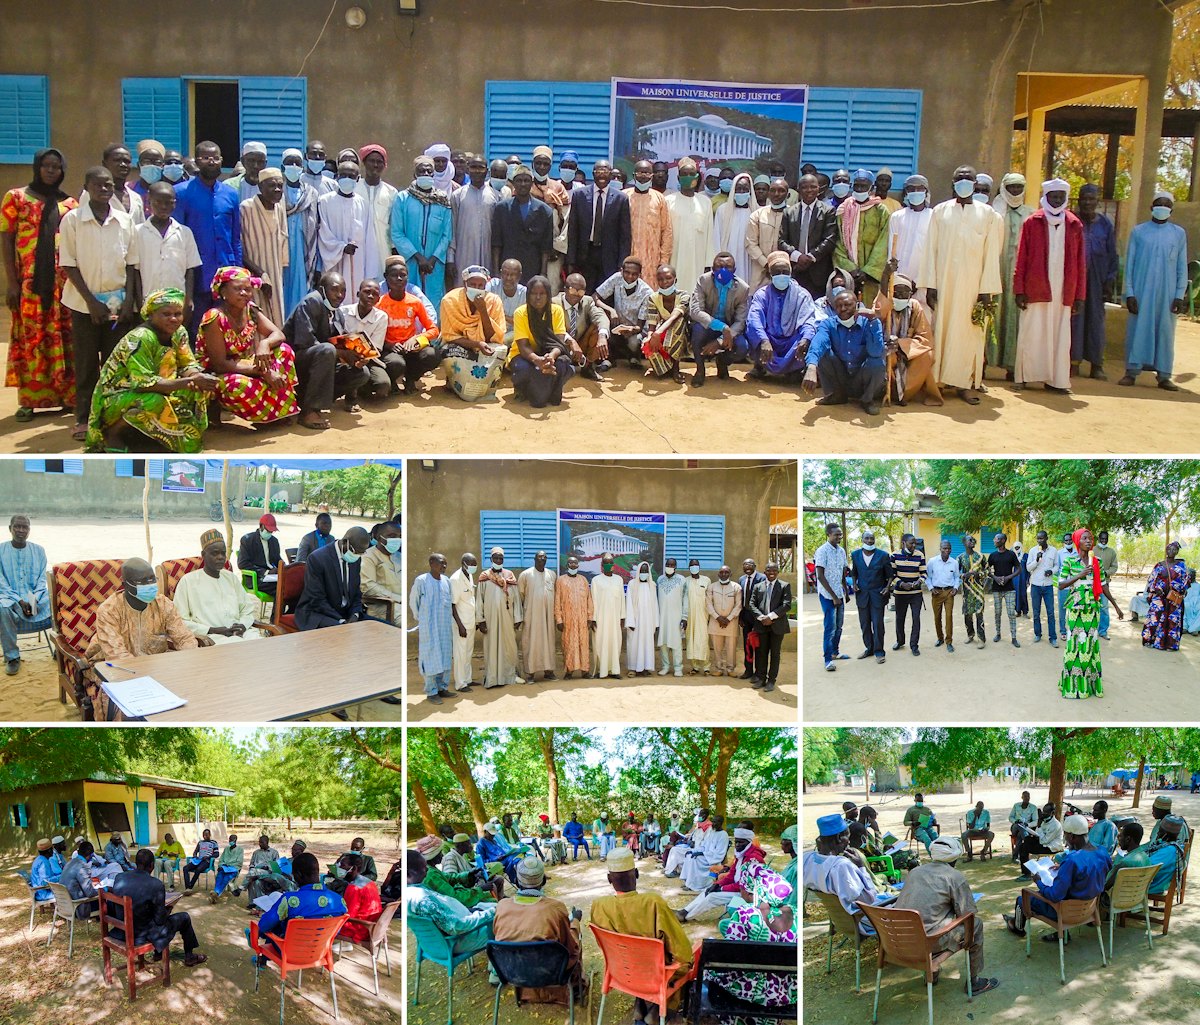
[891,534,926,656]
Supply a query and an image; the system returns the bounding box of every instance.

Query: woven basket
[441,353,503,402]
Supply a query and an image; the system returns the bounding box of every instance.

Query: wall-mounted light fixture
[398,0,420,14]
[420,459,438,471]
[345,5,367,27]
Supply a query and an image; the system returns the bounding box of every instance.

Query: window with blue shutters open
[10,803,28,829]
[23,459,83,475]
[0,76,49,164]
[485,81,612,175]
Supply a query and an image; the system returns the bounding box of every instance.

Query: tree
[803,459,927,550]
[648,728,741,816]
[434,728,490,833]
[802,728,839,791]
[906,729,1017,803]
[0,728,203,790]
[835,728,905,802]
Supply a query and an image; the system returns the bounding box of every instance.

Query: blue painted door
[133,801,150,846]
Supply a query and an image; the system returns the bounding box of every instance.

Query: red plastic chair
[251,915,349,1025]
[98,890,169,1000]
[589,924,699,1025]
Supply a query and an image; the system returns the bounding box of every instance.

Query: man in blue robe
[1,514,51,677]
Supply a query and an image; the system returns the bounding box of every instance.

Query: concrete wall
[2,0,1172,209]
[406,458,797,585]
[82,779,159,846]
[0,781,84,855]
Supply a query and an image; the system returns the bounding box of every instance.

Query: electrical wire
[292,0,341,83]
[588,0,1002,11]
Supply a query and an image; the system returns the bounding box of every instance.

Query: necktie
[591,187,605,244]
[800,204,811,254]
[568,301,579,335]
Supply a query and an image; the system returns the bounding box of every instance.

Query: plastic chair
[589,923,699,1025]
[1019,888,1106,984]
[156,856,181,889]
[409,909,492,1025]
[334,900,399,995]
[17,869,55,931]
[689,937,797,1023]
[487,939,577,1025]
[241,568,276,620]
[865,854,902,884]
[816,891,872,991]
[250,914,348,1025]
[1108,864,1158,957]
[45,881,99,957]
[98,889,170,1000]
[1176,833,1192,904]
[856,900,974,1025]
[272,561,307,634]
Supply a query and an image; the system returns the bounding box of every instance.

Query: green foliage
[907,729,1018,790]
[833,727,905,776]
[303,465,402,518]
[802,728,839,786]
[0,728,203,791]
[803,459,928,550]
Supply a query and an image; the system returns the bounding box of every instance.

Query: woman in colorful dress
[956,534,988,647]
[198,266,300,427]
[643,264,690,382]
[85,288,218,452]
[1,148,78,421]
[712,862,796,1024]
[1142,541,1189,651]
[1058,527,1124,699]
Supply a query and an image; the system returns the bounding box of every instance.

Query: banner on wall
[558,509,666,582]
[162,460,205,493]
[609,78,807,184]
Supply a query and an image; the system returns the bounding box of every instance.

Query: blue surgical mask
[713,267,734,285]
[953,179,976,198]
[658,284,676,296]
[633,178,651,192]
[465,286,483,300]
[906,190,927,207]
[705,182,720,195]
[771,200,787,211]
[259,528,273,540]
[891,297,911,311]
[385,537,401,554]
[507,164,518,180]
[832,182,851,198]
[465,564,476,576]
[342,550,361,564]
[139,164,163,185]
[1151,206,1173,222]
[690,566,700,576]
[415,175,434,191]
[567,567,578,576]
[973,192,988,203]
[306,158,325,174]
[283,165,303,184]
[733,193,750,207]
[321,168,336,179]
[719,179,733,194]
[162,164,184,183]
[559,169,576,185]
[489,177,507,192]
[852,189,872,203]
[838,315,857,328]
[337,177,357,195]
[772,273,792,290]
[131,582,158,603]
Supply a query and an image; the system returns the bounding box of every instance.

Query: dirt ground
[2,513,400,723]
[405,832,790,1025]
[406,642,797,722]
[801,579,1200,722]
[2,827,401,1024]
[5,309,1200,456]
[801,785,1200,1025]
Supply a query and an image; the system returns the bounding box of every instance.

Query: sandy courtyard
[801,579,1200,722]
[802,785,1200,1025]
[3,309,1200,456]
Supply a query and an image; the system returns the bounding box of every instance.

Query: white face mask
[464,564,476,576]
[690,566,699,576]
[863,542,876,551]
[638,571,650,581]
[665,567,675,576]
[567,567,578,576]
[891,297,911,311]
[491,560,503,571]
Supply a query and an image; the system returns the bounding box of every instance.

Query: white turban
[733,827,755,841]
[425,143,455,190]
[1155,190,1175,203]
[1041,178,1070,196]
[930,836,963,862]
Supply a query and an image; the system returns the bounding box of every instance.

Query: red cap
[259,513,278,531]
[538,814,549,822]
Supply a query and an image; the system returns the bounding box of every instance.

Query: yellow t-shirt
[509,302,567,361]
[156,841,185,859]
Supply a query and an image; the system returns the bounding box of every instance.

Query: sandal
[71,423,88,442]
[15,406,33,422]
[300,415,331,430]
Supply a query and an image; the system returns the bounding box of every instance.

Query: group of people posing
[408,550,792,704]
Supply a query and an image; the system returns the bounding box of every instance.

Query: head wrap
[483,819,499,834]
[36,838,52,852]
[532,145,553,160]
[1078,183,1100,198]
[733,827,755,841]
[606,848,636,872]
[721,171,762,218]
[242,141,267,157]
[1154,795,1173,811]
[904,173,928,189]
[337,147,359,164]
[975,173,994,191]
[930,836,963,862]
[996,171,1027,210]
[28,149,68,303]
[781,824,798,843]
[140,287,186,320]
[358,144,387,165]
[744,861,793,907]
[259,513,278,531]
[413,834,442,857]
[462,264,489,281]
[1072,528,1103,599]
[538,813,549,822]
[516,855,545,888]
[451,832,471,843]
[1063,814,1090,836]
[257,167,283,184]
[136,139,165,160]
[851,168,875,186]
[200,528,224,550]
[817,814,849,838]
[424,143,455,190]
[210,265,262,299]
[892,273,915,293]
[559,150,579,164]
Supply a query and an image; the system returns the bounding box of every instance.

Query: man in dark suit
[850,530,893,663]
[237,513,284,598]
[749,562,792,692]
[566,161,632,291]
[295,526,371,630]
[491,166,555,284]
[778,173,837,298]
[737,558,767,681]
[296,512,334,563]
[110,848,208,968]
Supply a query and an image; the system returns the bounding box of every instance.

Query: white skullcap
[282,148,303,162]
[1063,814,1089,835]
[242,141,268,156]
[1154,190,1175,203]
[490,545,504,556]
[930,836,963,862]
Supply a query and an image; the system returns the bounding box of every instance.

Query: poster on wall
[558,509,666,582]
[609,78,807,185]
[162,460,205,493]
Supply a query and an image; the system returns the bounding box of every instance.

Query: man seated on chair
[296,513,335,563]
[961,801,995,861]
[360,522,404,625]
[348,837,379,882]
[440,832,477,876]
[61,840,101,919]
[1099,821,1150,918]
[1,513,52,678]
[209,833,245,902]
[1008,791,1038,863]
[802,814,887,934]
[111,847,208,968]
[242,834,279,904]
[675,821,764,922]
[237,514,284,600]
[1143,815,1187,898]
[153,833,185,884]
[334,852,383,945]
[183,829,220,891]
[493,855,586,1003]
[251,851,347,961]
[1088,801,1117,854]
[476,820,525,884]
[895,836,1000,996]
[174,530,267,645]
[1003,814,1110,939]
[295,526,372,630]
[903,793,939,854]
[1149,795,1190,846]
[562,813,590,861]
[30,837,63,900]
[590,847,696,1025]
[248,839,307,907]
[412,833,504,906]
[405,848,496,961]
[1015,803,1065,876]
[104,833,135,872]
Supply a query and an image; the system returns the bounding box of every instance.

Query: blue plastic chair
[487,939,576,1025]
[409,911,493,1025]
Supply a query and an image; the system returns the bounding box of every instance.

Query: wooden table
[95,620,401,721]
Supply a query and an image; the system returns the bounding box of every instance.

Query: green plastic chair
[241,568,274,619]
[866,853,902,884]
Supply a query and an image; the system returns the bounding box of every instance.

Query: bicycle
[208,500,245,523]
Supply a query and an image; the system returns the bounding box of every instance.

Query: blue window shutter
[114,460,133,478]
[121,78,185,155]
[0,76,49,164]
[17,804,29,828]
[665,515,725,572]
[147,460,165,480]
[62,459,84,476]
[204,460,223,484]
[239,77,307,168]
[479,510,559,571]
[803,88,922,180]
[979,527,1000,556]
[23,460,45,474]
[485,81,610,171]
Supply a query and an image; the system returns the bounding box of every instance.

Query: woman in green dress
[1058,527,1124,699]
[956,534,988,647]
[85,288,219,452]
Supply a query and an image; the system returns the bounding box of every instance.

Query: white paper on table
[1023,857,1057,887]
[254,892,284,912]
[885,841,907,856]
[101,676,187,718]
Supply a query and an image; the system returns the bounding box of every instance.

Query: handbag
[1167,588,1184,606]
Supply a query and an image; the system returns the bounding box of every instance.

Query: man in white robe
[449,554,477,691]
[922,165,1003,404]
[680,814,730,892]
[665,812,710,876]
[625,561,659,676]
[317,159,377,299]
[355,144,398,272]
[712,173,761,284]
[665,158,715,293]
[683,559,711,673]
[591,554,625,679]
[448,155,498,278]
[886,174,934,304]
[656,559,687,677]
[476,546,524,688]
[517,550,557,681]
[173,531,264,645]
